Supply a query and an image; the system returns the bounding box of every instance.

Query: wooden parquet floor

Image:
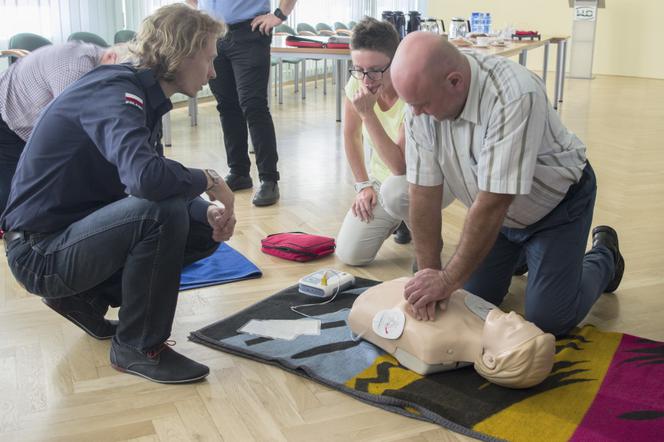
[1,72,663,441]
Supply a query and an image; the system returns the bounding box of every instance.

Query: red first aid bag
[261,232,336,262]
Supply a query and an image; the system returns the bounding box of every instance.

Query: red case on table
[285,35,349,49]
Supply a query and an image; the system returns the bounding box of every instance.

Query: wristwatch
[273,8,288,21]
[204,168,221,191]
[354,180,373,193]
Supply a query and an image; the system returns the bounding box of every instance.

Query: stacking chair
[6,33,51,64]
[296,23,318,36]
[315,23,335,36]
[334,22,353,36]
[114,30,136,44]
[274,24,307,100]
[68,32,109,48]
[296,22,328,93]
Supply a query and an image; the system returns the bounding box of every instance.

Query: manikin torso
[348,277,497,374]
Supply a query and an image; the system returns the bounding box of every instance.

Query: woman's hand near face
[351,83,379,117]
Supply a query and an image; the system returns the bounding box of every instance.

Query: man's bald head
[391,32,471,121]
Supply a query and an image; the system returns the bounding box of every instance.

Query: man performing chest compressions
[348,278,555,388]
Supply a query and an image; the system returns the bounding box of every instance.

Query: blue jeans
[464,163,614,336]
[5,196,218,351]
[0,113,25,213]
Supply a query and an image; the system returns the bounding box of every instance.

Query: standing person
[0,41,127,213]
[390,32,624,336]
[2,4,233,383]
[189,0,298,206]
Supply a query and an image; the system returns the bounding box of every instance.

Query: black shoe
[513,263,528,276]
[42,296,117,340]
[252,181,280,206]
[592,225,625,293]
[110,339,209,384]
[224,173,253,191]
[393,221,412,244]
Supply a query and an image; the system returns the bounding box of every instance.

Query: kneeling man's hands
[404,269,452,321]
[207,204,236,242]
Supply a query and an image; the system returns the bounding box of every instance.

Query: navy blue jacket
[1,64,209,233]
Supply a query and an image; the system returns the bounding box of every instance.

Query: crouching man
[1,4,232,384]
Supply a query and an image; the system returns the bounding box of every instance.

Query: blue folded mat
[180,242,262,291]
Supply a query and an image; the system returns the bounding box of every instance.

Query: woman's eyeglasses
[348,63,391,81]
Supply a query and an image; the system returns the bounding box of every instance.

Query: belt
[227,14,268,31]
[3,231,32,247]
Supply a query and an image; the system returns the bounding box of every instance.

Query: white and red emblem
[124,92,144,110]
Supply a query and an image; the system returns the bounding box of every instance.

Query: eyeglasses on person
[348,63,391,81]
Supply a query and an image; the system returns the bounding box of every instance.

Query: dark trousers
[0,113,25,214]
[464,163,614,336]
[209,22,279,182]
[5,196,218,351]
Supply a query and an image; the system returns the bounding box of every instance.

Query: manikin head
[391,31,471,121]
[474,309,556,389]
[349,17,400,95]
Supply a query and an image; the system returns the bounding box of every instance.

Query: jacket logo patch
[125,93,144,110]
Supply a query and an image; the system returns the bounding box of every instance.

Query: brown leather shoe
[592,225,625,293]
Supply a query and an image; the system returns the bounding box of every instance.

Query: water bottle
[484,13,492,34]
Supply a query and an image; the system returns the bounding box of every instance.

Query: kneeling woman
[336,17,409,266]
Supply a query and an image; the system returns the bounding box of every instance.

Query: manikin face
[350,49,393,95]
[482,309,543,359]
[174,34,217,97]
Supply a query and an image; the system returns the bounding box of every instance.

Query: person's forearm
[278,0,297,16]
[362,112,406,175]
[443,192,513,289]
[343,100,370,183]
[344,137,369,183]
[410,183,443,270]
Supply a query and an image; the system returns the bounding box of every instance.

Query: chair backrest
[114,29,136,44]
[274,24,296,35]
[315,23,333,32]
[8,33,52,64]
[334,22,349,30]
[68,31,109,48]
[348,21,357,29]
[297,23,318,34]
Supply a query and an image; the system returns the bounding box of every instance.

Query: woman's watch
[354,180,373,193]
[204,168,221,191]
[273,8,288,21]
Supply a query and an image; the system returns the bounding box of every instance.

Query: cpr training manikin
[348,278,556,388]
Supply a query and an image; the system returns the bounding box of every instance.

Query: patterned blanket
[189,279,664,441]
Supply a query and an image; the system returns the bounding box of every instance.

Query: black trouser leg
[0,114,26,213]
[211,27,279,182]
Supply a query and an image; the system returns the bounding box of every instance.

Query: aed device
[298,269,355,298]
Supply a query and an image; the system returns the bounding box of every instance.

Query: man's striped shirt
[405,52,587,228]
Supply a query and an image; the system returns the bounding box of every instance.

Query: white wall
[427,0,664,79]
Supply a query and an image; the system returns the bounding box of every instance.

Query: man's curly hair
[130,3,225,81]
